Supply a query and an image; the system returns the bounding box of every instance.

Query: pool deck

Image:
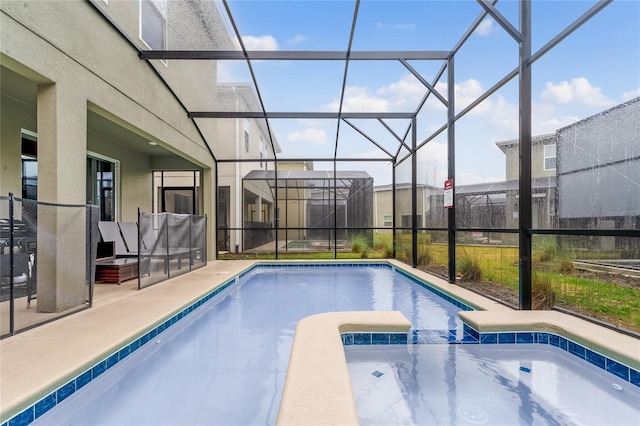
[1,259,639,424]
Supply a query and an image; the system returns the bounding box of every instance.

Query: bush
[457,248,482,282]
[383,243,393,259]
[535,243,557,262]
[532,273,556,310]
[557,258,574,274]
[418,245,432,266]
[351,234,369,254]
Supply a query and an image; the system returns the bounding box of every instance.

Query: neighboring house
[0,0,234,312]
[495,133,558,231]
[216,84,281,252]
[555,96,640,251]
[374,184,439,233]
[494,97,639,251]
[373,136,558,237]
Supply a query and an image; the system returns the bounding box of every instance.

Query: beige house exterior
[215,84,281,252]
[0,0,233,311]
[373,184,436,232]
[496,134,557,230]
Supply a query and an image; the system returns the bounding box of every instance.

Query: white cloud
[287,128,327,145]
[321,86,390,112]
[622,87,640,101]
[452,79,489,113]
[476,18,495,36]
[376,74,427,110]
[531,102,579,134]
[287,34,306,45]
[540,77,613,107]
[241,35,278,51]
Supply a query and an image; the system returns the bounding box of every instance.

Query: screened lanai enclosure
[225,170,374,252]
[116,0,640,330]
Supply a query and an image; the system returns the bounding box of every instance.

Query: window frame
[139,0,168,65]
[544,143,556,171]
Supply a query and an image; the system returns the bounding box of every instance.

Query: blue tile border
[342,332,408,346]
[4,262,639,425]
[393,267,474,312]
[257,262,392,269]
[3,276,238,426]
[467,326,640,389]
[344,326,640,390]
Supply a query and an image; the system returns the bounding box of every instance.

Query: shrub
[557,258,574,274]
[351,234,369,254]
[360,248,370,259]
[532,273,556,310]
[535,244,557,262]
[383,243,393,259]
[457,248,482,282]
[418,245,432,266]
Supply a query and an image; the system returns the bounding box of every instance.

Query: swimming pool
[31,263,467,425]
[8,262,639,425]
[346,344,640,425]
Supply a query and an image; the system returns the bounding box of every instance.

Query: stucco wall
[0,90,37,197]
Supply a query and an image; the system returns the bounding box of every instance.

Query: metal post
[447,56,456,283]
[285,178,288,253]
[215,165,219,259]
[519,0,533,310]
[392,164,397,258]
[87,203,94,308]
[137,207,142,290]
[8,193,15,335]
[189,213,193,270]
[411,118,418,268]
[334,162,338,258]
[274,161,279,259]
[166,211,172,278]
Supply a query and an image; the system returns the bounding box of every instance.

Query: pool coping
[276,311,411,426]
[1,259,639,425]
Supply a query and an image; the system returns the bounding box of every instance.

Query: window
[244,119,250,153]
[259,135,265,168]
[21,131,38,200]
[383,215,392,227]
[140,0,167,51]
[87,153,119,221]
[544,143,556,170]
[153,171,200,214]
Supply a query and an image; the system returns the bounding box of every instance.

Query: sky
[216,0,640,187]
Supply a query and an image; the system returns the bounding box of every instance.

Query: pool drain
[457,404,488,424]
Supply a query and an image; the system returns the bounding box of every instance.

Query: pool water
[35,265,464,425]
[346,344,640,425]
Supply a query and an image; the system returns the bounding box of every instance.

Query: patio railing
[1,193,99,338]
[137,210,206,289]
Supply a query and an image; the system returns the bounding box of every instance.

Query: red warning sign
[444,179,453,208]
